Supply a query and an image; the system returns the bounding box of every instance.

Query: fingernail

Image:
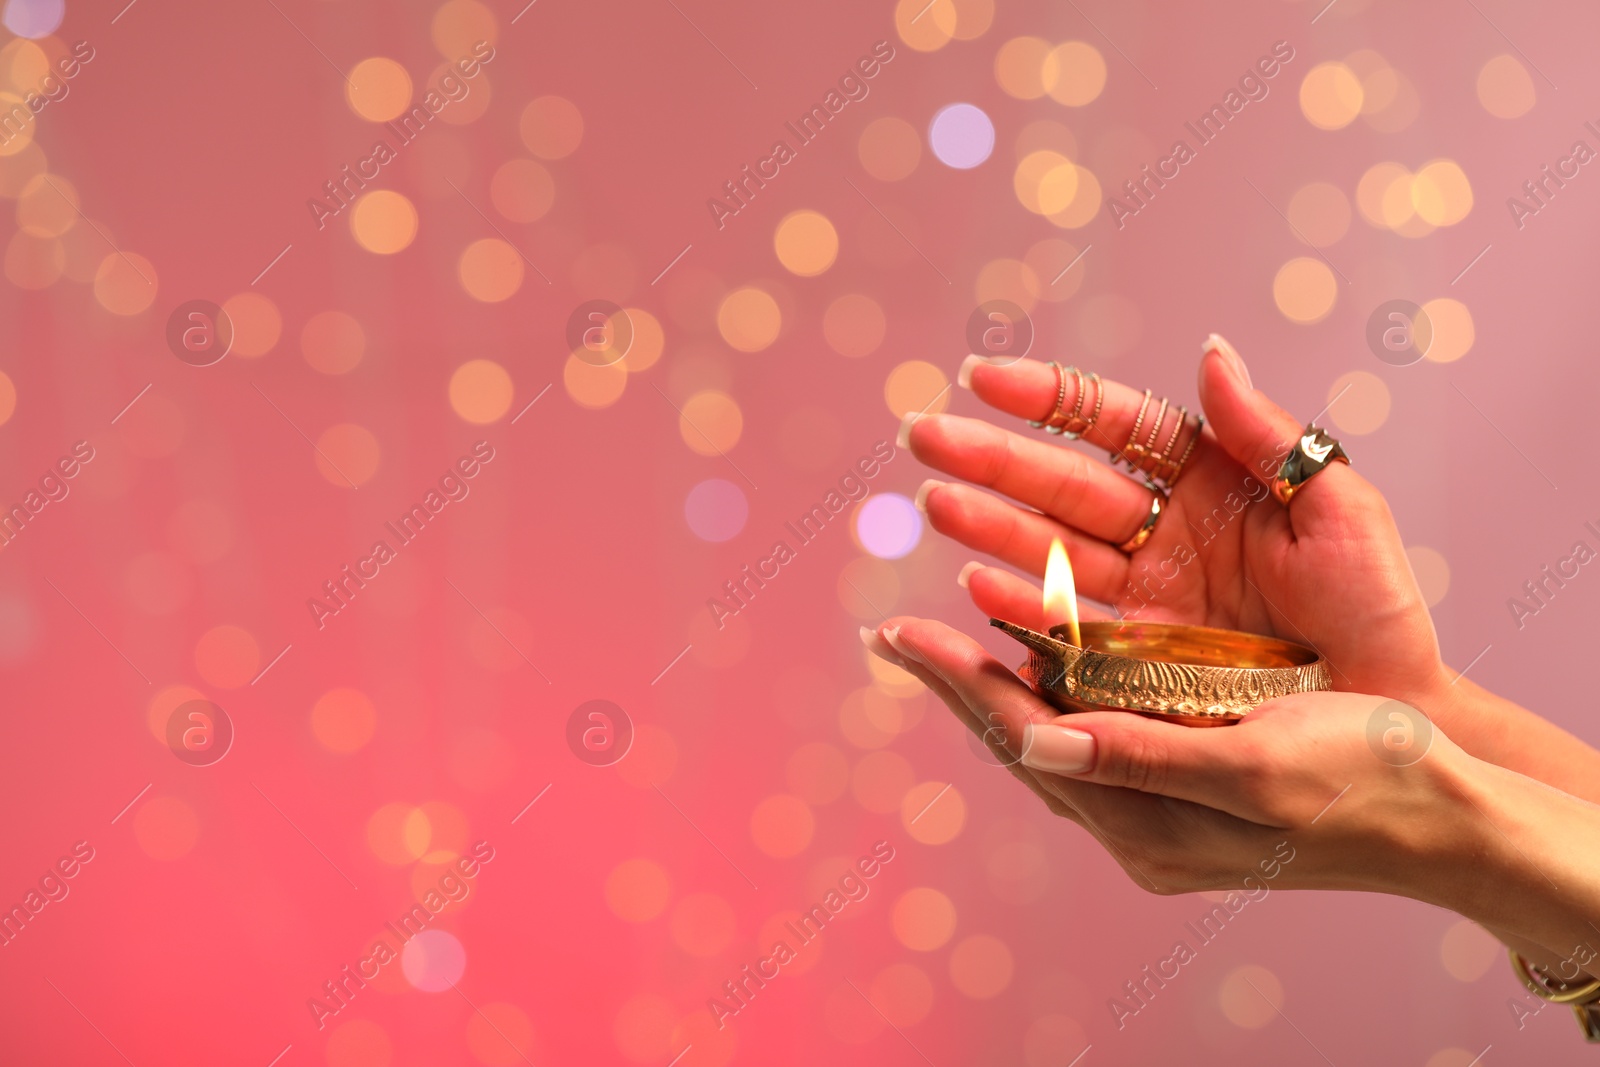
[896,412,920,450]
[1203,332,1251,391]
[881,625,924,666]
[1020,722,1097,774]
[956,560,983,589]
[914,478,945,514]
[957,354,990,390]
[859,626,908,668]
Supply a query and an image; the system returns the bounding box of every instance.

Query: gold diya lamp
[993,540,1331,727]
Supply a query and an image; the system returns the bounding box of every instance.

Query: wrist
[1426,753,1600,963]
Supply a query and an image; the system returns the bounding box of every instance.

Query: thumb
[1196,333,1372,529]
[1195,333,1304,489]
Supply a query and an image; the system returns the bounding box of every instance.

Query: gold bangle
[1511,951,1600,1042]
[1512,951,1600,1004]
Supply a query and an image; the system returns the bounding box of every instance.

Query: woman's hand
[864,615,1600,969]
[904,338,1600,799]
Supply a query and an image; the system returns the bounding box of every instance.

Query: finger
[900,411,1153,542]
[957,355,1201,471]
[878,616,1061,755]
[1017,709,1285,826]
[860,624,1088,826]
[916,480,1130,602]
[1196,334,1379,533]
[957,561,1112,629]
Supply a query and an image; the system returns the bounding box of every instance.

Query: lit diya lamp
[992,539,1332,727]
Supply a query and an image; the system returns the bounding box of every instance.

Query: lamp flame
[1042,537,1081,647]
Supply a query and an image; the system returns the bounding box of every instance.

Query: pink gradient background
[1,0,1596,1063]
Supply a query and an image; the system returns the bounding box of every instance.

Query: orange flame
[1042,537,1081,647]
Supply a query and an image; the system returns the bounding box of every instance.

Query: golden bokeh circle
[1219,965,1283,1028]
[823,293,886,357]
[449,358,514,423]
[458,238,525,302]
[1419,297,1474,363]
[519,96,584,160]
[678,390,743,455]
[773,210,838,276]
[858,116,922,181]
[311,687,378,752]
[949,934,1014,998]
[17,172,75,237]
[1047,166,1101,229]
[490,159,555,223]
[901,781,964,844]
[222,292,281,358]
[194,624,260,689]
[894,0,956,52]
[1410,159,1473,226]
[1271,257,1337,324]
[432,0,498,57]
[1325,370,1390,435]
[620,306,664,373]
[1041,41,1106,106]
[563,353,628,408]
[1477,54,1535,119]
[890,887,957,951]
[93,252,158,316]
[301,310,366,375]
[749,794,814,858]
[315,423,382,487]
[606,858,671,922]
[717,287,781,352]
[346,57,413,122]
[350,190,418,254]
[995,36,1051,99]
[1014,150,1078,215]
[883,360,950,418]
[1299,62,1364,129]
[1286,182,1351,247]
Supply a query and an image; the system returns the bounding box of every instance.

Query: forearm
[1426,754,1600,971]
[1432,674,1600,806]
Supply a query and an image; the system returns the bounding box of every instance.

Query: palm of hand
[1122,445,1447,710]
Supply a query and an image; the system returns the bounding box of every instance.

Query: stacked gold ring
[1029,363,1103,440]
[1116,390,1204,490]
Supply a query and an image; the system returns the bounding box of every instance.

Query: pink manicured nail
[956,560,983,588]
[957,354,989,389]
[1203,332,1251,391]
[1020,723,1096,774]
[914,479,945,514]
[880,625,923,667]
[896,413,918,450]
[859,626,907,668]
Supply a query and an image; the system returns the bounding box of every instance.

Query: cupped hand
[903,338,1501,766]
[864,615,1481,904]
